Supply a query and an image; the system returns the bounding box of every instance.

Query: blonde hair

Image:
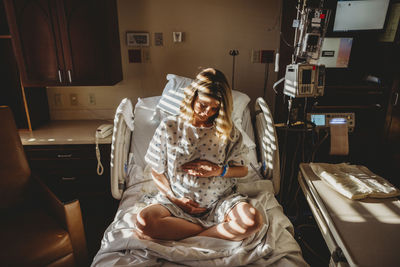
[180,68,233,142]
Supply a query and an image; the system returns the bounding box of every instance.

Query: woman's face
[193,93,220,124]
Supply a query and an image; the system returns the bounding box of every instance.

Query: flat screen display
[333,0,390,32]
[318,38,353,68]
[302,69,312,84]
[311,114,326,126]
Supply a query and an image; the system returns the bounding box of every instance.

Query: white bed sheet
[92,165,308,266]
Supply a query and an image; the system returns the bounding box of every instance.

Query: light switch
[54,93,62,106]
[154,32,163,46]
[173,32,183,42]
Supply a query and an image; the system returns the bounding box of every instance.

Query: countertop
[19,120,113,145]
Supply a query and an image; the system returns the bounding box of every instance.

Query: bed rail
[110,98,135,199]
[254,97,280,194]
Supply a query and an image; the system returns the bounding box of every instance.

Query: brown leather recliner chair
[0,106,88,266]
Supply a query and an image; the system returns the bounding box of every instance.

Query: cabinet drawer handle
[61,177,76,181]
[58,70,62,83]
[57,154,72,158]
[68,70,72,83]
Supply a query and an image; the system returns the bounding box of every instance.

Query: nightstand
[23,143,118,261]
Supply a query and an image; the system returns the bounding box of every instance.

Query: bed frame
[91,95,308,267]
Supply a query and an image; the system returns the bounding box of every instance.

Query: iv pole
[229,49,239,89]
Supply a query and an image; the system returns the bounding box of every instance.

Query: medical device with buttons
[295,8,331,60]
[307,112,355,132]
[283,63,325,98]
[277,5,330,99]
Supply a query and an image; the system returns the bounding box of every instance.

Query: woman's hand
[169,196,207,214]
[181,159,222,178]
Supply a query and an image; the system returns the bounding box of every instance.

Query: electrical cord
[273,77,285,94]
[301,98,308,162]
[300,236,328,264]
[296,224,329,264]
[279,98,293,203]
[279,129,288,204]
[263,63,270,99]
[290,185,301,221]
[285,132,301,207]
[311,129,329,162]
[309,124,317,162]
[95,132,104,176]
[280,32,295,48]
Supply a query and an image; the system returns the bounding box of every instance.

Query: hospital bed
[91,81,309,266]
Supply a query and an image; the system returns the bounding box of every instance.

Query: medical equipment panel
[284,63,325,98]
[295,8,331,60]
[307,112,355,132]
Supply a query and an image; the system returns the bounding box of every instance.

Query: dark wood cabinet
[0,37,28,128]
[379,75,400,188]
[4,0,122,87]
[24,144,115,201]
[23,144,119,260]
[1,0,49,130]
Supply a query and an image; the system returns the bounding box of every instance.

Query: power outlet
[54,93,62,107]
[142,49,150,63]
[251,50,261,63]
[70,93,78,106]
[89,93,96,105]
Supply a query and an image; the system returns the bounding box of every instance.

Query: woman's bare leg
[136,204,204,240]
[197,202,263,241]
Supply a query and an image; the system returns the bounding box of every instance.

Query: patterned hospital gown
[144,115,249,227]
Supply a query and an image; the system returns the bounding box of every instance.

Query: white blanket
[92,166,308,267]
[310,162,400,200]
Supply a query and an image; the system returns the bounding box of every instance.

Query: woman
[138,68,263,241]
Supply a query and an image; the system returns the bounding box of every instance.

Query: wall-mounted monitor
[318,37,353,68]
[333,0,390,32]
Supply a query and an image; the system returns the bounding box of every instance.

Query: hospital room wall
[46,0,282,120]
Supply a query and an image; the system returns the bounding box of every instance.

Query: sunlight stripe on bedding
[163,93,183,105]
[159,100,180,114]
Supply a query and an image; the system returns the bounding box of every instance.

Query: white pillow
[154,74,193,118]
[131,96,161,168]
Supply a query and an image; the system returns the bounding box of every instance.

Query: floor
[294,215,331,266]
[283,186,332,267]
[80,194,119,262]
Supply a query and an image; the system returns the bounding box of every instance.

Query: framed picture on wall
[126,32,149,46]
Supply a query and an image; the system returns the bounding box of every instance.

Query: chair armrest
[31,175,66,225]
[31,175,88,266]
[64,198,88,267]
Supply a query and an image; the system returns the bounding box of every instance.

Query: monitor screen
[318,37,353,68]
[311,114,326,126]
[302,69,312,84]
[333,0,390,32]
